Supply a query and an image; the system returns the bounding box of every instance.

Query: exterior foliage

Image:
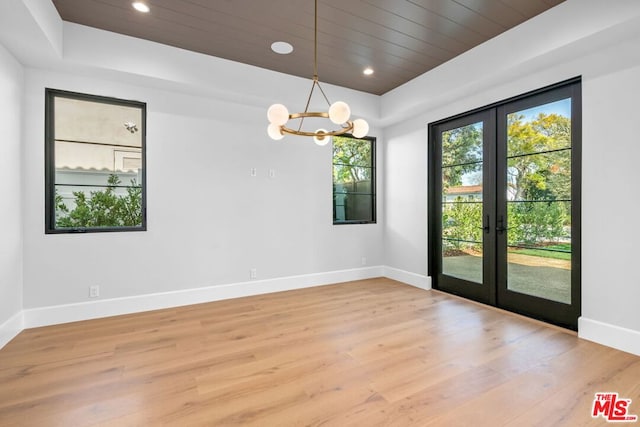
[443,113,571,251]
[441,123,483,188]
[333,135,372,182]
[442,199,482,251]
[55,174,142,228]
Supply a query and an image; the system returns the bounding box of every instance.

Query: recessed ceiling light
[271,41,294,55]
[132,2,150,13]
[363,67,374,76]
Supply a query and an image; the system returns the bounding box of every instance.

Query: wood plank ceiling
[51,0,565,95]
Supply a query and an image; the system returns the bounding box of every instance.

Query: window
[45,89,146,233]
[333,135,376,224]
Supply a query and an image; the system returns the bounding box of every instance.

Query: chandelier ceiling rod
[299,0,332,133]
[314,0,318,79]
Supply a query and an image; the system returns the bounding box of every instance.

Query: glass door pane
[441,122,484,284]
[505,98,572,304]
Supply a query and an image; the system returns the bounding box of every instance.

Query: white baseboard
[23,266,385,329]
[13,267,638,359]
[383,266,431,290]
[578,317,640,356]
[0,311,24,349]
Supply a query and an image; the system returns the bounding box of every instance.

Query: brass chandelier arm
[315,80,331,106]
[299,78,320,132]
[297,78,333,133]
[290,112,330,119]
[281,116,354,137]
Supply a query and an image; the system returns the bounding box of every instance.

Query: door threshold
[430,288,577,336]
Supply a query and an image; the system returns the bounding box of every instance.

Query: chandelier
[267,0,369,146]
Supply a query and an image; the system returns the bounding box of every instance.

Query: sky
[514,98,571,122]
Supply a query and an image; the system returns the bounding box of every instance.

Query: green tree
[333,136,372,183]
[507,113,571,201]
[442,123,483,189]
[56,174,142,228]
[506,112,571,246]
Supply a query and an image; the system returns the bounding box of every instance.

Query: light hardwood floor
[0,278,638,426]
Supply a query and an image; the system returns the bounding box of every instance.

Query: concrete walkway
[442,254,571,304]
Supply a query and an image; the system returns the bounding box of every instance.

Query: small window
[45,89,146,233]
[333,135,376,224]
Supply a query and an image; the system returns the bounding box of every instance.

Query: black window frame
[45,88,147,234]
[332,134,377,225]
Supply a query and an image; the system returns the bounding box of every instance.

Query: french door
[429,79,581,329]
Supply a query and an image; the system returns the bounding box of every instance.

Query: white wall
[382,0,640,354]
[581,65,640,334]
[0,42,24,341]
[383,124,427,276]
[21,65,383,309]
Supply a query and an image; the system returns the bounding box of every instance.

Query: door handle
[478,215,490,233]
[495,215,508,233]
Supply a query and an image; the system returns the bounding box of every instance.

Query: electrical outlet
[250,168,257,177]
[361,257,367,266]
[89,285,100,298]
[269,169,276,178]
[250,268,257,279]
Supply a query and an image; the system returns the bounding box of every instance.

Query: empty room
[1,0,639,425]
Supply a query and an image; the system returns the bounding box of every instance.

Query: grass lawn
[510,243,571,261]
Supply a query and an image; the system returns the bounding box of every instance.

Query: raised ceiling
[51,0,564,95]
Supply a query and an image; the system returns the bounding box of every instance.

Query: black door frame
[428,77,582,330]
[430,110,496,305]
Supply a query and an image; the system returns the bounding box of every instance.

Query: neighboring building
[444,184,483,202]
